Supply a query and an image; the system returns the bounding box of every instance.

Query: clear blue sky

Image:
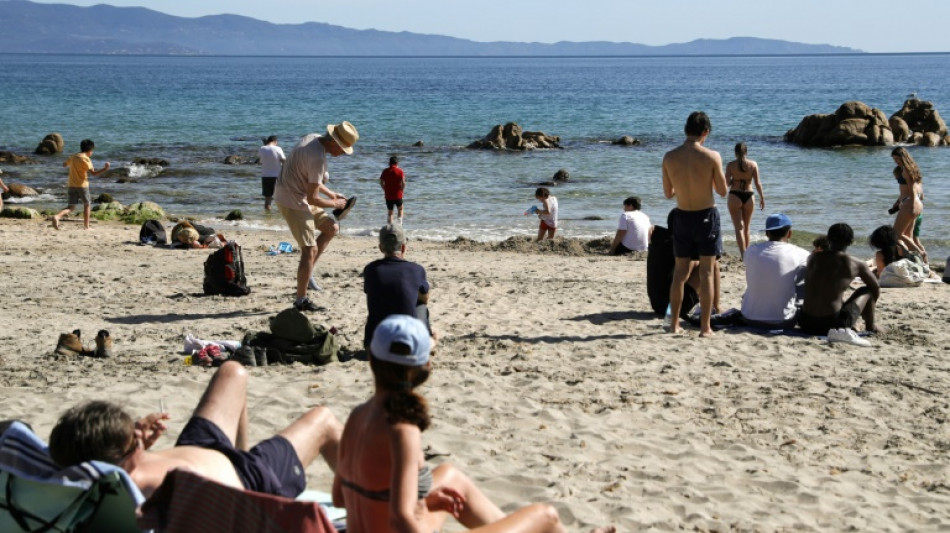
[27,0,950,53]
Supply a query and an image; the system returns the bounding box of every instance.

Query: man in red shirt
[379,156,406,224]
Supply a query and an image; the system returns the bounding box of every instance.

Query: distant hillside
[0,1,864,56]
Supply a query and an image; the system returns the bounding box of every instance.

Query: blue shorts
[176,416,305,498]
[668,207,722,258]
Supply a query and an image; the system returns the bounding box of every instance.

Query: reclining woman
[171,220,226,249]
[332,315,614,533]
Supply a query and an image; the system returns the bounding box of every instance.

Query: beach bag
[944,256,950,284]
[879,258,925,288]
[646,225,699,318]
[139,219,167,246]
[203,241,251,296]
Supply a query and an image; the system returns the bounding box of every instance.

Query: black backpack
[139,219,167,245]
[203,241,251,296]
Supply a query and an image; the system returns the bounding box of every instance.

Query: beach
[1,218,948,532]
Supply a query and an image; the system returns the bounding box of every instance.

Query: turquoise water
[1,54,948,258]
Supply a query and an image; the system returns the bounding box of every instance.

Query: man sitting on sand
[662,111,728,336]
[740,213,810,330]
[48,361,342,498]
[798,222,881,345]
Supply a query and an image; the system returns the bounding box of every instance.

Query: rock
[909,132,924,145]
[552,169,570,182]
[122,201,164,224]
[889,116,911,143]
[225,209,243,221]
[94,193,114,204]
[785,101,892,147]
[91,201,125,221]
[891,99,948,138]
[132,157,170,166]
[223,155,245,165]
[6,183,38,197]
[944,135,950,146]
[116,177,138,184]
[0,207,41,219]
[920,132,941,147]
[0,151,34,164]
[34,133,64,155]
[613,135,641,146]
[413,140,424,147]
[468,122,561,150]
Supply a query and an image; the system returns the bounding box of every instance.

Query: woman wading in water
[890,147,926,262]
[725,142,765,258]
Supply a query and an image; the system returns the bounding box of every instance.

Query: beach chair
[0,420,144,532]
[138,469,340,533]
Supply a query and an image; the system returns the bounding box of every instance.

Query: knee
[305,406,342,438]
[525,503,562,528]
[217,361,248,383]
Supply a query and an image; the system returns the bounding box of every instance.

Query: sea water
[1,54,948,258]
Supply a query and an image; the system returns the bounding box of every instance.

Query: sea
[1,53,949,260]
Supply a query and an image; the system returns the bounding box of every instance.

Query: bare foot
[51,216,60,230]
[590,527,616,533]
[699,329,716,338]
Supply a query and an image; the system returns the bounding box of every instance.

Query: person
[0,175,9,211]
[48,361,342,499]
[52,139,110,230]
[259,135,286,210]
[274,121,359,312]
[740,213,810,330]
[379,156,406,225]
[725,142,765,258]
[868,224,913,278]
[170,220,225,249]
[363,224,432,350]
[890,147,926,262]
[333,315,615,533]
[662,111,728,336]
[533,187,558,241]
[608,196,653,255]
[812,235,829,253]
[799,223,881,344]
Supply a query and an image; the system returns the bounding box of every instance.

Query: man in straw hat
[274,121,360,312]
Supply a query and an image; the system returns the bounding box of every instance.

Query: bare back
[725,159,758,191]
[802,251,873,316]
[663,139,727,211]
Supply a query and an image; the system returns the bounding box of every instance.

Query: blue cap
[370,315,431,367]
[764,213,793,231]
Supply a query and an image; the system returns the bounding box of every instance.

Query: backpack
[139,219,167,246]
[203,241,251,296]
[879,258,925,288]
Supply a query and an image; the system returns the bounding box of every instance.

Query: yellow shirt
[66,152,94,188]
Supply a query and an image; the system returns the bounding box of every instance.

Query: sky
[26,0,950,53]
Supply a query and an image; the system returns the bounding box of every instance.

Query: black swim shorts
[797,286,868,335]
[176,416,305,498]
[668,207,722,258]
[386,199,404,210]
[261,176,278,197]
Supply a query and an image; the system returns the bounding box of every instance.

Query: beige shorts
[278,205,333,248]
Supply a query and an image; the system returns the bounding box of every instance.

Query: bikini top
[894,167,908,185]
[339,464,433,503]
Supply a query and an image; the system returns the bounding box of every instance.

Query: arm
[724,161,733,188]
[873,251,885,278]
[90,162,111,176]
[134,412,170,450]
[608,229,626,255]
[537,198,551,215]
[711,152,727,197]
[752,162,765,210]
[389,426,429,533]
[855,259,880,301]
[662,158,675,199]
[307,182,346,209]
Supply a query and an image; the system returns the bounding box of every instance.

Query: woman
[725,143,765,258]
[333,315,614,533]
[868,225,913,278]
[890,147,926,262]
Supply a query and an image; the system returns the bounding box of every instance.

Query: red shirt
[380,165,405,200]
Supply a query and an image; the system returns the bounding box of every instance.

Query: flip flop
[333,195,357,221]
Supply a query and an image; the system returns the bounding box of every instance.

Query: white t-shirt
[540,196,558,227]
[741,240,810,324]
[273,134,328,212]
[618,210,651,251]
[258,144,286,178]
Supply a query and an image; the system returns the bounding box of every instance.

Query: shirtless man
[799,223,881,339]
[662,111,728,336]
[48,361,342,498]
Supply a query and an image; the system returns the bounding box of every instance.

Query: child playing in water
[52,139,110,230]
[531,187,558,241]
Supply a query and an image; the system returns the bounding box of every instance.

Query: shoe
[94,330,113,358]
[332,196,357,221]
[294,297,327,312]
[308,276,323,291]
[55,329,85,356]
[827,328,871,347]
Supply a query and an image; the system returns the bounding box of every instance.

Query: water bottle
[663,304,673,328]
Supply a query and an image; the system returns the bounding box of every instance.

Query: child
[379,155,405,224]
[52,139,110,230]
[533,186,558,241]
[609,196,653,255]
[0,175,8,211]
[258,135,285,210]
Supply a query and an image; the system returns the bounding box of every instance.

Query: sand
[1,218,948,532]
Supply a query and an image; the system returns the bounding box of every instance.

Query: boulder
[94,193,114,204]
[468,122,561,150]
[785,101,892,147]
[122,201,165,224]
[0,151,34,165]
[891,99,948,138]
[91,201,125,221]
[0,207,41,219]
[889,116,911,143]
[920,132,941,147]
[413,140,425,147]
[132,157,170,167]
[552,169,570,182]
[6,183,39,197]
[225,209,243,221]
[909,132,924,145]
[34,133,64,155]
[613,135,641,146]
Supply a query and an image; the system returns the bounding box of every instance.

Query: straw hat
[327,121,359,155]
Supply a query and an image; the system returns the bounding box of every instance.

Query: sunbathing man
[49,361,341,499]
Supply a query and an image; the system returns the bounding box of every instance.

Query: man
[379,155,406,225]
[258,135,285,210]
[48,361,342,499]
[363,223,431,349]
[274,121,359,312]
[608,196,653,255]
[799,223,881,345]
[740,213,810,329]
[662,111,728,336]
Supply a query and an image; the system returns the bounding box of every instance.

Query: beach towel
[138,469,337,533]
[0,420,144,533]
[646,225,699,318]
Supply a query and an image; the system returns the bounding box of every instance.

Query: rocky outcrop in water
[468,123,561,150]
[786,99,949,147]
[890,99,948,144]
[2,183,39,198]
[34,133,64,155]
[133,157,170,166]
[0,151,34,164]
[613,135,641,146]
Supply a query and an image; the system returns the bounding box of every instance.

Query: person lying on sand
[49,361,342,498]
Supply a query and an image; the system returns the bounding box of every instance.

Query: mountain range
[0,0,864,56]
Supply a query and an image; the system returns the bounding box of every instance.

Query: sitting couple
[741,215,880,344]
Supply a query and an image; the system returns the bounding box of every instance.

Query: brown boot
[94,330,113,358]
[55,329,85,356]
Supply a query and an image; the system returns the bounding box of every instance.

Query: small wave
[127,163,164,179]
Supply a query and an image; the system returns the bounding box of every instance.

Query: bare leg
[713,260,721,313]
[82,203,91,229]
[398,205,404,223]
[536,225,545,242]
[727,194,745,257]
[697,256,717,337]
[850,291,880,333]
[430,463,505,529]
[52,205,75,229]
[740,198,754,257]
[278,406,342,472]
[314,218,339,263]
[192,361,249,448]
[264,196,272,210]
[387,208,394,225]
[669,257,695,333]
[296,246,318,299]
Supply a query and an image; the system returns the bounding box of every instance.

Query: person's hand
[334,192,346,200]
[759,198,765,211]
[425,486,465,517]
[333,198,346,210]
[134,412,170,450]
